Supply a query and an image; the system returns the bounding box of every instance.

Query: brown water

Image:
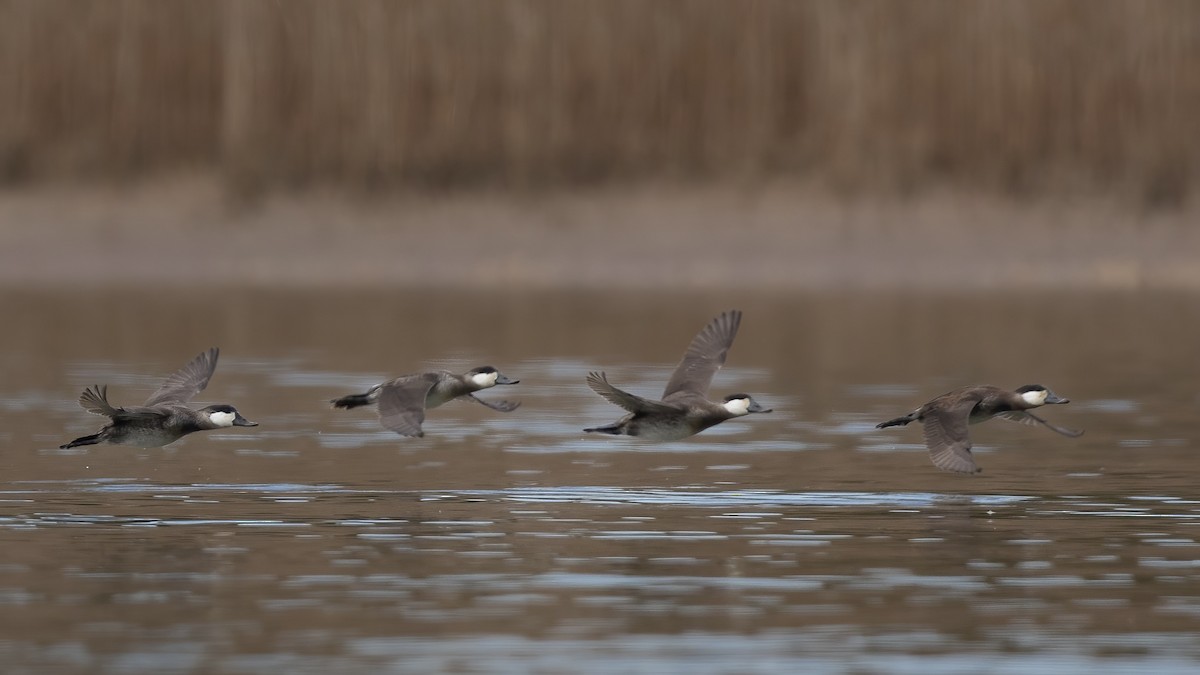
[1,287,1199,673]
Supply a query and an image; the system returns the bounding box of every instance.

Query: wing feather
[78,385,165,420]
[376,376,438,437]
[994,410,1041,427]
[921,394,983,474]
[143,348,220,406]
[78,385,117,416]
[661,310,742,398]
[587,372,678,415]
[466,394,521,412]
[996,410,1084,437]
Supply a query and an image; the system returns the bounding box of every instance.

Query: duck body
[65,401,254,449]
[584,390,768,441]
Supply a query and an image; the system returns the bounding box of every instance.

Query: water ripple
[435,486,1033,508]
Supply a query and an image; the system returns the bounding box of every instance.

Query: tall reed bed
[1,1,1197,199]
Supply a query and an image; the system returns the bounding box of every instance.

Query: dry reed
[0,0,1197,201]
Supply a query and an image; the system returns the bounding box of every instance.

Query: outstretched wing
[79,385,165,421]
[143,348,220,407]
[587,371,679,415]
[995,411,1085,437]
[79,385,117,416]
[662,310,742,398]
[376,376,438,437]
[921,393,983,474]
[466,394,520,412]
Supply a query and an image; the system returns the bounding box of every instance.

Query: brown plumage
[876,384,1082,474]
[584,310,772,440]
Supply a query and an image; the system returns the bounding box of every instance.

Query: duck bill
[1044,392,1069,404]
[748,401,772,413]
[496,375,520,385]
[233,414,259,427]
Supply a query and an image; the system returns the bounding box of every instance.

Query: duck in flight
[331,366,520,437]
[584,310,771,440]
[875,384,1083,474]
[60,347,257,449]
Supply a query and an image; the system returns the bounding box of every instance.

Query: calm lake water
[1,287,1199,673]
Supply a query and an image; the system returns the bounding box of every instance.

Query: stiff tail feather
[876,413,917,429]
[60,433,103,450]
[583,423,623,435]
[331,392,374,409]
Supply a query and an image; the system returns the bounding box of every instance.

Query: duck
[584,309,771,440]
[331,366,520,437]
[875,384,1083,474]
[60,347,257,449]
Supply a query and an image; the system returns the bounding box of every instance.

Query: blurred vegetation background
[1,0,1197,203]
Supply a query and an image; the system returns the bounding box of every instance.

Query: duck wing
[921,394,983,474]
[112,405,172,422]
[79,385,166,421]
[587,371,678,415]
[78,385,118,416]
[661,310,742,398]
[143,348,220,406]
[466,394,521,412]
[995,411,1084,437]
[376,375,439,437]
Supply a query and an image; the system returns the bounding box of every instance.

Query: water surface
[1,288,1198,673]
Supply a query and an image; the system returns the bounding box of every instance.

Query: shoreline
[2,177,1197,291]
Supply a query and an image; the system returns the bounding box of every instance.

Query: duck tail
[60,433,102,449]
[331,392,374,409]
[584,423,624,435]
[876,413,917,429]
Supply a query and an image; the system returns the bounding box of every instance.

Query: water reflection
[1,287,1199,672]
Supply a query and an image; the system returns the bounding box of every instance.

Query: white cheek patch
[723,398,751,415]
[471,372,499,388]
[209,411,237,427]
[1021,390,1048,406]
